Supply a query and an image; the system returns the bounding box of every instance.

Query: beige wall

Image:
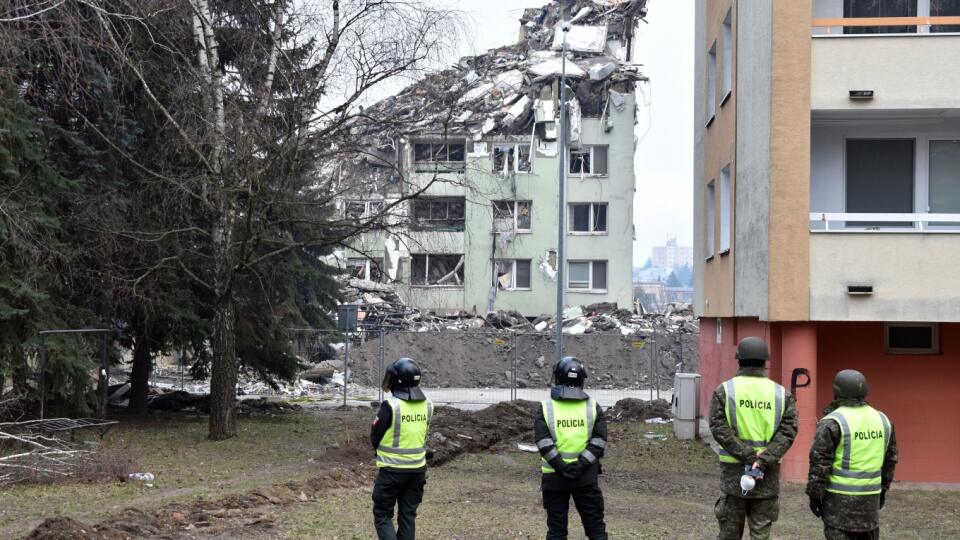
[812,35,960,111]
[811,234,960,322]
[767,0,811,321]
[701,0,737,318]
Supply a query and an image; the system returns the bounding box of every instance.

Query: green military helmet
[833,369,868,399]
[736,337,769,366]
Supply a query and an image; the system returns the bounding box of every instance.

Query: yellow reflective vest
[539,398,597,474]
[824,405,891,496]
[720,376,785,464]
[376,397,433,469]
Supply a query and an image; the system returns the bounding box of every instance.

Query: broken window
[345,258,384,282]
[412,141,466,170]
[492,200,532,232]
[567,260,608,291]
[569,146,608,175]
[494,259,532,290]
[493,144,532,175]
[411,197,466,231]
[344,200,385,221]
[411,254,465,287]
[569,203,607,233]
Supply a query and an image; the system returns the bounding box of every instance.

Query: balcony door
[846,139,915,227]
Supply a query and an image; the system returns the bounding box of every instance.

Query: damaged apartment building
[332,0,648,317]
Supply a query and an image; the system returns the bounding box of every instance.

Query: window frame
[721,9,733,105]
[884,323,940,355]
[492,200,532,233]
[706,41,717,126]
[411,197,466,231]
[705,180,716,259]
[493,259,533,291]
[568,202,609,235]
[719,166,731,253]
[409,253,465,288]
[492,143,532,175]
[568,145,609,176]
[411,140,467,172]
[344,199,385,220]
[345,257,384,282]
[566,260,608,292]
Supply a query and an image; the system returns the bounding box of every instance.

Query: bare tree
[2,0,462,438]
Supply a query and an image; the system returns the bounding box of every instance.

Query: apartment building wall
[343,94,636,317]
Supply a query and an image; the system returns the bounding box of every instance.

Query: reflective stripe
[880,412,891,452]
[586,399,596,435]
[559,452,580,459]
[377,445,425,455]
[827,412,853,470]
[831,468,881,479]
[544,448,559,461]
[544,400,557,441]
[774,384,784,430]
[377,455,426,466]
[582,449,597,463]
[589,437,606,449]
[391,397,401,448]
[724,380,738,434]
[537,438,554,450]
[719,449,732,456]
[828,482,882,493]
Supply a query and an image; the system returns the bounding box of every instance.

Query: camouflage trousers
[714,494,779,540]
[824,525,879,540]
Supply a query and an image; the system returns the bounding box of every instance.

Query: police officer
[708,337,798,540]
[370,358,433,540]
[534,356,608,540]
[806,370,898,540]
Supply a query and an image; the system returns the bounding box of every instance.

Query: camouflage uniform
[708,367,798,540]
[806,398,899,540]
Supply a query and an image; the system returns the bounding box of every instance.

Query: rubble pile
[356,0,648,146]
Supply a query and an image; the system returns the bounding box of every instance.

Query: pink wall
[698,318,778,414]
[817,322,960,483]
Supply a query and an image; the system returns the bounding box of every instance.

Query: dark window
[494,260,532,290]
[569,203,607,233]
[492,200,532,232]
[931,0,960,32]
[412,141,466,172]
[843,0,916,34]
[567,260,608,290]
[886,324,939,354]
[846,139,914,227]
[593,204,607,232]
[592,261,607,290]
[412,197,465,231]
[411,254,465,286]
[570,150,591,174]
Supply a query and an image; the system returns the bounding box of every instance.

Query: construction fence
[288,328,698,409]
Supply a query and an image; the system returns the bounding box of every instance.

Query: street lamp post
[555,22,570,366]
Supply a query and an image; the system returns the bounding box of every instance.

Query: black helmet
[382,357,426,401]
[551,356,589,400]
[833,369,868,399]
[736,337,769,367]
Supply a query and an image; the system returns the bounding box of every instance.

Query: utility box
[672,373,701,440]
[337,304,359,333]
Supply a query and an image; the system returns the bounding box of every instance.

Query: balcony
[811,2,960,111]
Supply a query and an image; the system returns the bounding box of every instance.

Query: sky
[454,0,695,267]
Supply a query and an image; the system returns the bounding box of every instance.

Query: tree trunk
[129,330,152,415]
[208,295,237,440]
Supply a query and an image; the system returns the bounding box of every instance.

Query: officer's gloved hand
[879,490,886,509]
[425,449,435,461]
[561,461,583,480]
[808,496,823,518]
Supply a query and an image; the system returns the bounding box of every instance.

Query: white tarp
[552,25,607,53]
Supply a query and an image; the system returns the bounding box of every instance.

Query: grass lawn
[3,409,960,539]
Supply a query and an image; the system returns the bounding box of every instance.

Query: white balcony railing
[810,212,960,232]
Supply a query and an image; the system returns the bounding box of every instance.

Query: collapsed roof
[356,0,649,143]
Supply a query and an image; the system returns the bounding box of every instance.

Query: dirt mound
[605,398,672,422]
[25,517,127,540]
[429,400,540,466]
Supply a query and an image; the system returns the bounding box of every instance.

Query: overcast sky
[454,0,695,267]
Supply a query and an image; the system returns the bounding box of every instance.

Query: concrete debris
[348,0,648,159]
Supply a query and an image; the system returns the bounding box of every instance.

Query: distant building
[651,238,693,269]
[635,282,693,312]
